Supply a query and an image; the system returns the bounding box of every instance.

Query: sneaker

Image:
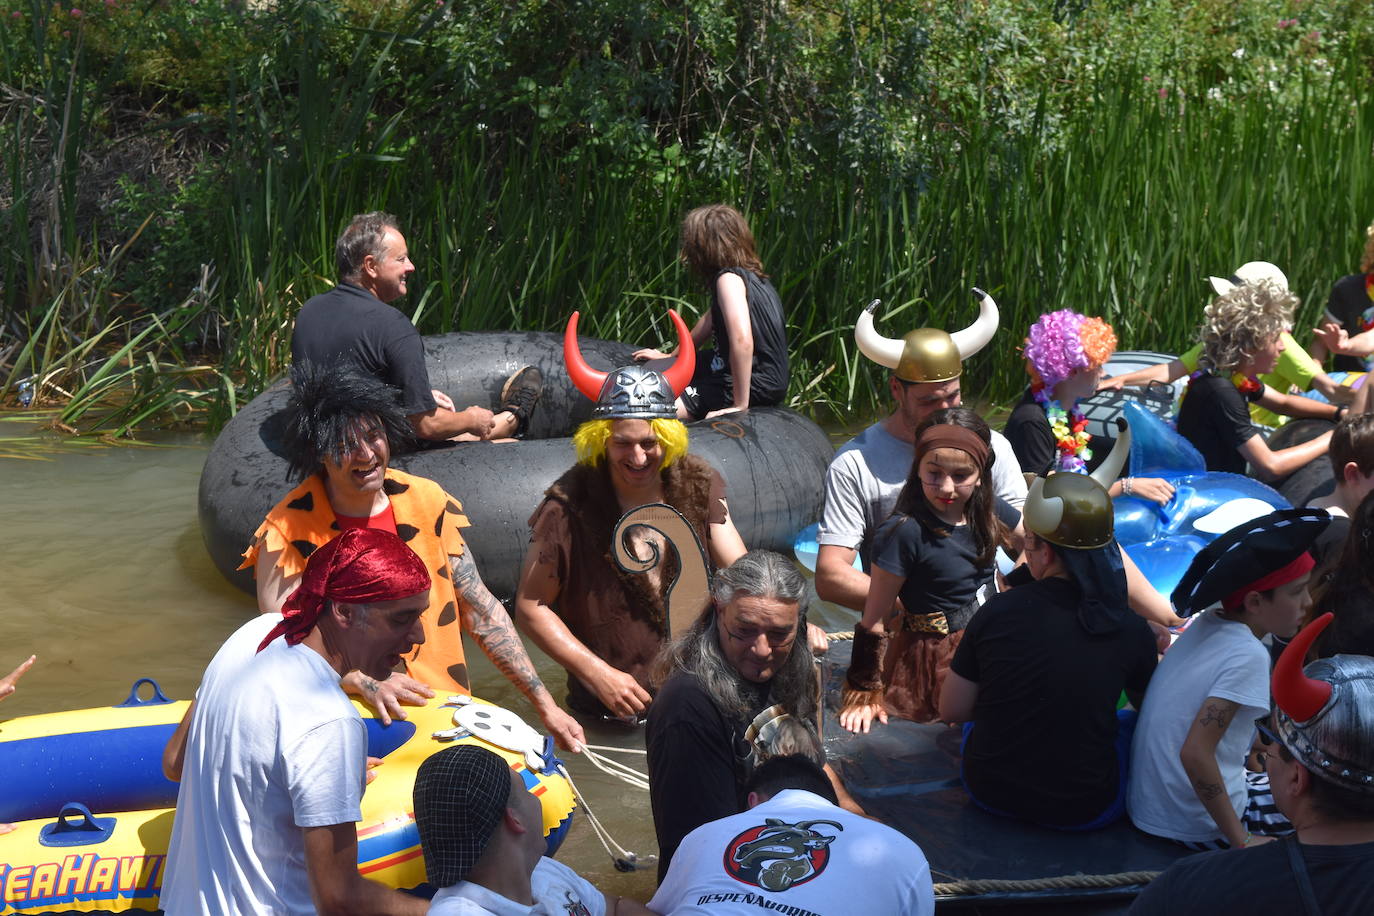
[499,366,544,437]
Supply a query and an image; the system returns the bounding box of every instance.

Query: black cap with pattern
[413,745,513,887]
[1170,507,1330,618]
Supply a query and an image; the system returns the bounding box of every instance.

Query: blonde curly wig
[1199,279,1299,375]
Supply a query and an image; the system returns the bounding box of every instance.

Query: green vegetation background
[2,0,1373,434]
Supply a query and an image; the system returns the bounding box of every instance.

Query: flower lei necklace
[1186,369,1260,396]
[1035,389,1092,473]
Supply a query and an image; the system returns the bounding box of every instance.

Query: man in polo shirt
[292,211,542,442]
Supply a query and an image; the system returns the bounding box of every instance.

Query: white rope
[579,743,647,756]
[577,747,650,789]
[557,762,656,872]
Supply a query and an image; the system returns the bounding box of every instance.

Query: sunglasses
[1254,717,1282,748]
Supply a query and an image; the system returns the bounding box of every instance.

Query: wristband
[1122,477,1134,497]
[1335,405,1347,422]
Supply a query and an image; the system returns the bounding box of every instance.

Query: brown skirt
[882,629,964,724]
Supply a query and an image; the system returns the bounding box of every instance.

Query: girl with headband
[839,408,1022,732]
[1005,309,1174,505]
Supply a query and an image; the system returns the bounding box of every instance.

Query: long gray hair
[656,550,818,724]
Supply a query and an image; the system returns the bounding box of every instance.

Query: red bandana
[1221,551,1314,612]
[258,527,432,652]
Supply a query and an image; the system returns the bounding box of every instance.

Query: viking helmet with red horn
[564,309,695,420]
[855,288,999,384]
[1272,613,1374,794]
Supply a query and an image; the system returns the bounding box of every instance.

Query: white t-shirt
[817,421,1026,559]
[1127,609,1270,843]
[196,613,283,698]
[161,637,367,915]
[648,789,934,916]
[427,857,606,915]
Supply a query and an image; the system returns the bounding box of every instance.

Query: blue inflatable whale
[1114,401,1289,600]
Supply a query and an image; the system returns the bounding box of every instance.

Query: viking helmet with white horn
[564,309,695,420]
[1273,613,1374,794]
[1023,419,1131,549]
[855,288,999,384]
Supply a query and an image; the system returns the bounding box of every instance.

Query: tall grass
[3,1,1374,434]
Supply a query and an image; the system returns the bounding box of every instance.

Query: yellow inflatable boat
[0,679,575,913]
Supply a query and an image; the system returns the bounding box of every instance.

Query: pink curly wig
[1024,310,1118,392]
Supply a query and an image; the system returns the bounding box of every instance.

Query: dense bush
[2,0,1373,431]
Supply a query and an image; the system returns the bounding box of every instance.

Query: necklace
[1036,390,1091,473]
[1187,369,1261,396]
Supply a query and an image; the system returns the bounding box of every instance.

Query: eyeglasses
[1254,717,1282,748]
[723,623,797,648]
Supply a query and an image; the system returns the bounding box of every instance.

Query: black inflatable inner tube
[199,331,836,601]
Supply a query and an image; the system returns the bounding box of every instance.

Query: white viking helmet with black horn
[854,288,999,384]
[1023,419,1131,549]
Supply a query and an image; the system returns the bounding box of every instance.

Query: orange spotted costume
[240,468,473,693]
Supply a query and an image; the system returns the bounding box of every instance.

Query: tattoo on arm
[451,553,548,701]
[1198,702,1233,729]
[1193,779,1225,801]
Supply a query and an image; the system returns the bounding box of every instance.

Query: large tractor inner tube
[199,331,835,601]
[1264,417,1337,507]
[1080,350,1181,441]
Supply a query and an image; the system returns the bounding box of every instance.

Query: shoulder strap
[1283,836,1324,916]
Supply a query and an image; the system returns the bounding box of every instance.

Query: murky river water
[0,421,859,903]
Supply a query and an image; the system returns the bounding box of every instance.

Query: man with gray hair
[645,550,829,879]
[1129,613,1374,914]
[292,211,542,442]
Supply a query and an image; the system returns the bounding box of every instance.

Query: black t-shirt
[645,670,771,881]
[1176,372,1262,474]
[951,575,1157,827]
[1325,273,1373,373]
[708,267,789,405]
[1004,388,1118,476]
[872,499,1020,624]
[291,282,437,416]
[1128,837,1374,916]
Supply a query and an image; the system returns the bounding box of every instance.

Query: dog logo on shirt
[559,891,592,915]
[722,818,844,892]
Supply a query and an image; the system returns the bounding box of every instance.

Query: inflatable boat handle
[540,734,565,775]
[115,677,173,707]
[38,802,117,848]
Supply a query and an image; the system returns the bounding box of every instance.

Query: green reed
[4,1,1374,436]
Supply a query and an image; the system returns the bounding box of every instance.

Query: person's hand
[537,704,587,754]
[806,622,829,656]
[342,671,435,726]
[0,823,14,836]
[1097,375,1127,391]
[1129,477,1176,506]
[838,695,887,734]
[1313,322,1353,355]
[365,756,384,785]
[1147,620,1173,655]
[632,347,670,362]
[0,655,35,702]
[431,389,456,411]
[584,665,651,719]
[457,405,496,439]
[705,406,743,419]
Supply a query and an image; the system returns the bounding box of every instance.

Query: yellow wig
[574,418,689,468]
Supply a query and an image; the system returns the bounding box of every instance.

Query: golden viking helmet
[854,288,1000,383]
[1023,420,1131,549]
